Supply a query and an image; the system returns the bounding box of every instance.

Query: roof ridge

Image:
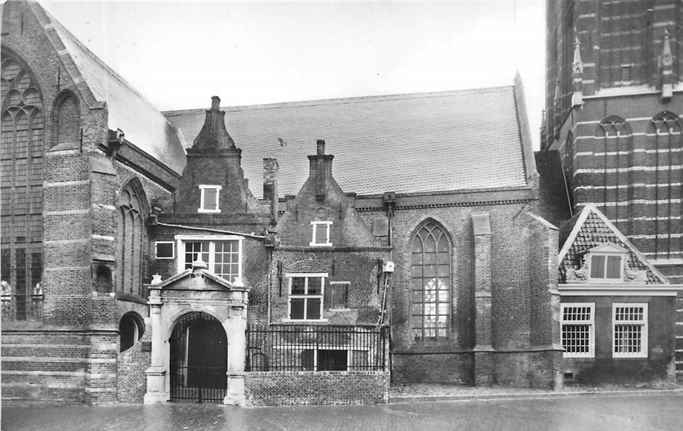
[163,84,515,116]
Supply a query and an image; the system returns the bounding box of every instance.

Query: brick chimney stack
[308,139,334,202]
[263,158,279,224]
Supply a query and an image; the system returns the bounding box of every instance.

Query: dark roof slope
[32,1,186,174]
[165,85,531,197]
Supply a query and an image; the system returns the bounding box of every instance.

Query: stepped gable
[164,80,534,197]
[558,205,668,284]
[29,0,186,174]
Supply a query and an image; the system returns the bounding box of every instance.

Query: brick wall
[117,336,150,403]
[244,371,389,406]
[562,295,675,384]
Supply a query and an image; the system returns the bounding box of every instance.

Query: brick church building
[539,0,683,384]
[1,0,680,406]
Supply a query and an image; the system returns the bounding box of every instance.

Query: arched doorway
[169,312,227,402]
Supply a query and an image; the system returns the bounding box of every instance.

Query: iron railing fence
[246,324,388,372]
[170,365,226,403]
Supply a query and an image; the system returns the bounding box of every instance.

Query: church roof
[29,1,187,174]
[558,205,667,284]
[165,82,533,197]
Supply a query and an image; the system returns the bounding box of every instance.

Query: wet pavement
[3,392,683,431]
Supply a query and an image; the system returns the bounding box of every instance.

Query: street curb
[388,387,683,404]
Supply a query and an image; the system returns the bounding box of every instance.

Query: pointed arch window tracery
[410,220,451,340]
[0,51,44,320]
[116,181,148,297]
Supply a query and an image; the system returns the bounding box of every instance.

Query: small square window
[310,221,332,246]
[589,254,623,280]
[154,241,174,259]
[198,185,222,213]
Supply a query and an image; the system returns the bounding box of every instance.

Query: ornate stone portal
[143,261,249,405]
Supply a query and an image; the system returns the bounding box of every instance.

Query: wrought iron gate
[169,312,227,403]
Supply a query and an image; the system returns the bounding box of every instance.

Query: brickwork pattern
[245,371,389,406]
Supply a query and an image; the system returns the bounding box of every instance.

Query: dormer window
[198,185,222,213]
[310,221,332,246]
[586,243,627,282]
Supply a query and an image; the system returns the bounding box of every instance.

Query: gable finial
[571,33,584,108]
[661,27,674,102]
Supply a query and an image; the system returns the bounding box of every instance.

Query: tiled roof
[165,85,530,197]
[34,2,187,174]
[558,205,667,284]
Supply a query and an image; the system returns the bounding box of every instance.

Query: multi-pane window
[589,254,622,280]
[288,274,325,320]
[613,303,648,358]
[410,220,451,340]
[310,221,332,246]
[116,182,147,297]
[198,185,222,213]
[560,303,595,358]
[1,53,45,319]
[178,236,241,283]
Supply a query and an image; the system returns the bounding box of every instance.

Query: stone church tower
[541,0,683,284]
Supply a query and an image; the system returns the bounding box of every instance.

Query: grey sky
[44,0,546,148]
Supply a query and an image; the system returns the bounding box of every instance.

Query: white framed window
[198,185,222,213]
[310,221,332,246]
[175,235,242,283]
[613,303,648,358]
[154,241,175,259]
[329,281,350,309]
[301,348,348,371]
[287,273,326,321]
[586,243,626,282]
[560,303,595,358]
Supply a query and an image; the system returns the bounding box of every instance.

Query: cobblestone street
[3,392,683,431]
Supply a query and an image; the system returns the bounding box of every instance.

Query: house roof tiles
[165,85,531,197]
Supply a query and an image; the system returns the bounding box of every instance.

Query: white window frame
[587,251,625,282]
[153,241,175,260]
[329,281,350,310]
[175,234,243,283]
[301,348,350,371]
[612,303,648,358]
[286,273,327,321]
[198,185,222,213]
[310,221,332,247]
[560,302,595,358]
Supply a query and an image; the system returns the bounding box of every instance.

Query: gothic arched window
[0,51,44,320]
[410,220,451,340]
[595,116,632,225]
[116,180,148,297]
[649,111,681,258]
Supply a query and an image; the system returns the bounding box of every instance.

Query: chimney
[191,96,238,151]
[263,158,279,224]
[308,139,334,202]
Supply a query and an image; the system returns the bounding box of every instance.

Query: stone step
[1,332,90,346]
[2,382,85,403]
[1,343,90,357]
[1,370,86,386]
[1,357,94,373]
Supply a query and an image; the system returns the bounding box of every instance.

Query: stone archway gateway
[169,312,227,402]
[143,261,249,405]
